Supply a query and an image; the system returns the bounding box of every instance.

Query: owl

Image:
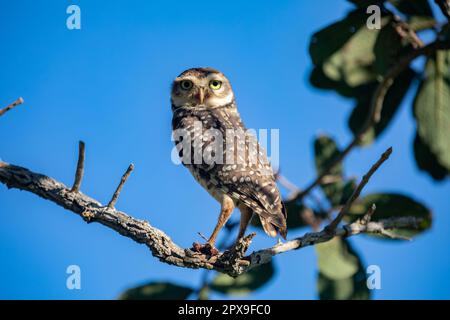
[171,67,287,254]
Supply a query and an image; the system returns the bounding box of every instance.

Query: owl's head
[171,67,234,109]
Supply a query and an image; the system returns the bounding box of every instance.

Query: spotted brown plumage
[171,67,287,252]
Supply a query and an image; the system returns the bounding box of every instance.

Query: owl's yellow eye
[179,80,193,90]
[209,80,222,90]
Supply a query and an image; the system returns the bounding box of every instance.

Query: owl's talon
[191,242,219,256]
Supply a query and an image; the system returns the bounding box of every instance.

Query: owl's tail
[259,202,287,239]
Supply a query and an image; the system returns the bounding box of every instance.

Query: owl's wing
[213,110,287,237]
[201,128,287,238]
[201,163,287,238]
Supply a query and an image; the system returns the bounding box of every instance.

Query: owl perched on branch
[171,67,287,254]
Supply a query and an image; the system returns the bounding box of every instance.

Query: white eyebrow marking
[175,76,198,82]
[206,73,225,81]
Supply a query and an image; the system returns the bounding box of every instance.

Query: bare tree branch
[0,97,24,117]
[244,215,420,273]
[0,157,423,277]
[107,163,134,209]
[70,141,85,193]
[326,147,392,232]
[291,41,450,202]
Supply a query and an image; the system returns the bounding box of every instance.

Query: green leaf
[210,261,275,295]
[309,10,390,88]
[348,68,416,145]
[198,287,209,300]
[314,135,346,206]
[284,201,308,229]
[317,268,370,300]
[348,193,432,239]
[316,237,359,280]
[314,135,343,177]
[119,282,194,300]
[414,133,449,181]
[309,67,359,98]
[413,50,450,174]
[316,238,370,300]
[373,21,415,76]
[309,10,367,67]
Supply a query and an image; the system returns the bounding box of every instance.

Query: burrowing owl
[171,67,287,253]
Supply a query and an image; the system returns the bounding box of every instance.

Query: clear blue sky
[1,0,449,299]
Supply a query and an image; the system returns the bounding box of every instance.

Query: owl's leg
[236,205,253,242]
[207,196,235,246]
[192,195,234,255]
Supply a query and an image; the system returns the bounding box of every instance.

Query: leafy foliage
[310,1,449,180]
[316,237,359,279]
[318,270,370,300]
[373,21,414,76]
[414,133,449,180]
[413,51,450,178]
[309,9,388,90]
[316,238,370,299]
[309,11,418,145]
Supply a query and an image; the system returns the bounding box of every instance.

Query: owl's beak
[196,88,205,104]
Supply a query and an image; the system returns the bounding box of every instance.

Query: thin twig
[291,41,450,202]
[70,141,85,193]
[326,147,392,232]
[0,97,24,117]
[107,163,134,209]
[360,203,377,226]
[197,232,208,242]
[391,15,424,49]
